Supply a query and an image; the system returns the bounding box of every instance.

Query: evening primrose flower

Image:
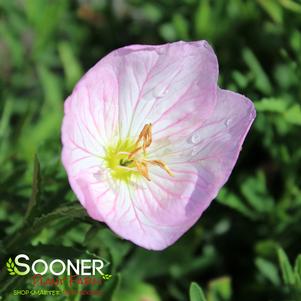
[61,41,256,250]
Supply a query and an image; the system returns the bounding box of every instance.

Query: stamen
[144,159,174,177]
[127,123,173,181]
[128,146,143,159]
[136,124,151,146]
[134,160,151,181]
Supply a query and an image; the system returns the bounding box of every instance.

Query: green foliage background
[1,0,301,300]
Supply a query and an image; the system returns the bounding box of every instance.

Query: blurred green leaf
[257,0,283,23]
[38,65,63,109]
[255,257,280,285]
[142,3,162,22]
[114,282,161,301]
[278,247,295,286]
[190,282,207,301]
[0,99,13,141]
[217,188,256,220]
[25,0,68,53]
[232,71,249,89]
[172,14,189,40]
[0,98,13,163]
[159,23,177,41]
[24,154,41,222]
[294,255,301,286]
[279,0,301,13]
[255,98,288,113]
[58,41,83,91]
[243,48,272,95]
[194,0,211,38]
[240,171,274,214]
[284,104,301,126]
[208,277,232,301]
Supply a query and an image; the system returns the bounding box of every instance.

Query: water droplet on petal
[191,147,199,156]
[224,119,232,128]
[153,85,168,99]
[191,132,201,144]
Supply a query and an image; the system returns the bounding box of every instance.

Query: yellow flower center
[104,124,173,182]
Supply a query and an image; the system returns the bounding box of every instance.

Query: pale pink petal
[150,88,256,230]
[102,41,218,139]
[75,164,198,250]
[61,66,119,209]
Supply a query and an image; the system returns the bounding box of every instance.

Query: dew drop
[224,119,232,128]
[191,132,201,144]
[191,147,199,156]
[153,85,168,99]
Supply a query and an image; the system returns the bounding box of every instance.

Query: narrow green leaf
[240,172,274,213]
[217,188,256,220]
[279,0,301,13]
[37,65,63,110]
[0,98,13,140]
[255,257,280,285]
[242,48,272,95]
[189,282,207,301]
[24,154,41,221]
[172,14,189,40]
[2,202,88,254]
[277,247,295,285]
[194,0,211,38]
[294,254,301,285]
[257,0,283,23]
[58,41,83,91]
[254,98,288,113]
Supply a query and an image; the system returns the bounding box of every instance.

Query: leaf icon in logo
[6,258,23,276]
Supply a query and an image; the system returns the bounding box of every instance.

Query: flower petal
[61,66,119,208]
[75,165,199,250]
[153,88,256,224]
[105,41,218,139]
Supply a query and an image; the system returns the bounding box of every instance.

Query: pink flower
[61,41,256,250]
